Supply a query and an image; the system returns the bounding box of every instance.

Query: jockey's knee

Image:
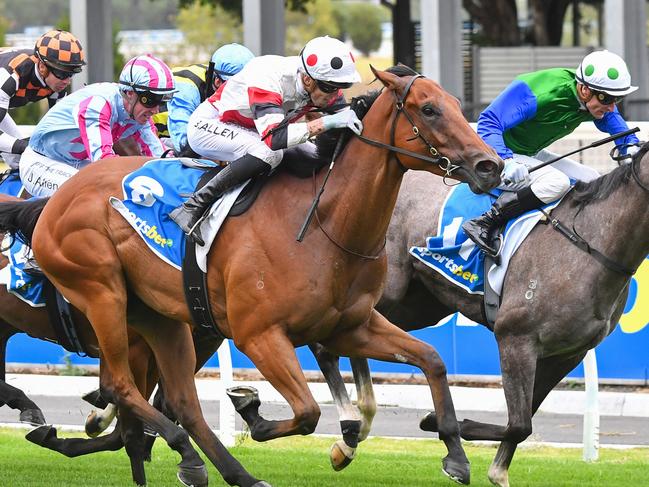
[529,171,570,204]
[249,147,283,169]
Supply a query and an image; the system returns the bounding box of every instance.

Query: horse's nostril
[476,160,498,176]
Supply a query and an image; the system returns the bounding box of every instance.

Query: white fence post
[217,340,236,447]
[582,348,600,462]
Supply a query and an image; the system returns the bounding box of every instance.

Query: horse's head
[370,66,503,192]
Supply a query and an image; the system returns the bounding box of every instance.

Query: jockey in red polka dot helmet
[169,35,364,245]
[300,36,361,92]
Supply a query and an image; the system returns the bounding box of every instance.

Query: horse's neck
[574,173,649,275]
[319,102,404,255]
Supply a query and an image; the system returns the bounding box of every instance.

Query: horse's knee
[296,405,321,436]
[422,348,448,379]
[506,422,532,443]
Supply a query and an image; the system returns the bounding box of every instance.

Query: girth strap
[182,239,226,339]
[43,280,88,355]
[181,168,226,339]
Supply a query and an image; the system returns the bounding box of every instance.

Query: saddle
[180,152,327,337]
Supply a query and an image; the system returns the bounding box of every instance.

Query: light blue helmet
[210,43,254,81]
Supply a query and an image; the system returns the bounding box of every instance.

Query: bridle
[354,74,460,176]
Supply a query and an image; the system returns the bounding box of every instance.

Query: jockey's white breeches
[186,102,284,168]
[19,147,83,198]
[502,149,601,203]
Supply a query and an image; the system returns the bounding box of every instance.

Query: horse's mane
[571,142,649,203]
[314,64,419,161]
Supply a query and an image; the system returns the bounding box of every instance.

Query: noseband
[354,75,460,176]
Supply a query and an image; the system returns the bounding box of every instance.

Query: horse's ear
[372,66,405,92]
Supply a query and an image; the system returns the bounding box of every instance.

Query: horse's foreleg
[142,318,264,487]
[26,421,124,457]
[309,343,362,471]
[350,357,376,442]
[233,329,321,442]
[322,310,469,485]
[488,351,587,487]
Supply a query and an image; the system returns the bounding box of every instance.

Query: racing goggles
[315,79,353,94]
[592,90,625,105]
[135,90,173,108]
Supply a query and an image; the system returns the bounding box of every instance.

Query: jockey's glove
[501,158,530,189]
[11,137,30,155]
[322,109,363,135]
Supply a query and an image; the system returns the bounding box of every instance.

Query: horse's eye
[421,105,436,117]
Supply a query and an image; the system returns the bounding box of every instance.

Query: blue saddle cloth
[0,170,45,306]
[115,158,219,269]
[0,170,24,197]
[409,184,498,294]
[1,234,45,306]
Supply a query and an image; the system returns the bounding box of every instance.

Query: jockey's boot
[170,153,270,246]
[462,187,544,256]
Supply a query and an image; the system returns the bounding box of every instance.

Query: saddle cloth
[110,157,246,272]
[409,183,560,296]
[0,236,45,306]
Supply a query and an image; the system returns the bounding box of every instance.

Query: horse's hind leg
[0,327,45,425]
[138,317,265,487]
[323,310,469,485]
[231,329,322,442]
[488,351,586,487]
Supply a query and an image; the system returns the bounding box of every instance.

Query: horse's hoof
[20,408,46,426]
[419,411,438,432]
[488,465,509,487]
[330,439,356,471]
[227,385,260,412]
[251,482,272,487]
[177,464,208,487]
[85,410,102,438]
[25,425,57,446]
[442,456,470,485]
[82,389,109,409]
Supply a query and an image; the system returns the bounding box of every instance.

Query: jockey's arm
[594,107,640,152]
[0,75,29,154]
[477,79,537,161]
[167,82,200,153]
[131,119,165,158]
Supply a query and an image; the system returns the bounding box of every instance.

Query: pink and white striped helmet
[119,54,176,94]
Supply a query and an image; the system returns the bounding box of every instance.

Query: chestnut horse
[0,67,502,486]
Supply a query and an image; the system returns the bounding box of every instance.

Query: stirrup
[485,234,504,262]
[184,212,209,246]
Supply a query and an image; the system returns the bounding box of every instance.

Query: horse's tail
[0,198,49,248]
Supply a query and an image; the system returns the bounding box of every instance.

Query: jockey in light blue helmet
[210,43,255,83]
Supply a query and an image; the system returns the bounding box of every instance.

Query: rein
[544,155,649,277]
[308,74,457,260]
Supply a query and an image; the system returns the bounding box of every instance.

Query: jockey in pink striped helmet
[19,55,177,198]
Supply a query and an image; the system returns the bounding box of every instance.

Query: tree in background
[285,0,339,55]
[344,2,384,56]
[176,2,241,64]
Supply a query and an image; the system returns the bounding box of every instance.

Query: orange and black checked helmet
[34,29,86,73]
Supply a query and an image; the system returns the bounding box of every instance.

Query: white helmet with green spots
[576,50,638,96]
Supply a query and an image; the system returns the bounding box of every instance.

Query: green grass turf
[0,428,646,486]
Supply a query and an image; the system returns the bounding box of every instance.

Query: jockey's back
[209,55,311,129]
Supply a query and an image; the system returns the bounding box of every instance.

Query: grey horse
[313,144,649,487]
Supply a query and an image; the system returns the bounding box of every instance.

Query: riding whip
[503,126,640,185]
[296,133,346,242]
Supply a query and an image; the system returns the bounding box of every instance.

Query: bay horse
[312,144,649,486]
[0,67,502,486]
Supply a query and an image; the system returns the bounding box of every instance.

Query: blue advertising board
[7,258,649,382]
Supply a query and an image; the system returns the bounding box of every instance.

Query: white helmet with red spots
[300,36,361,86]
